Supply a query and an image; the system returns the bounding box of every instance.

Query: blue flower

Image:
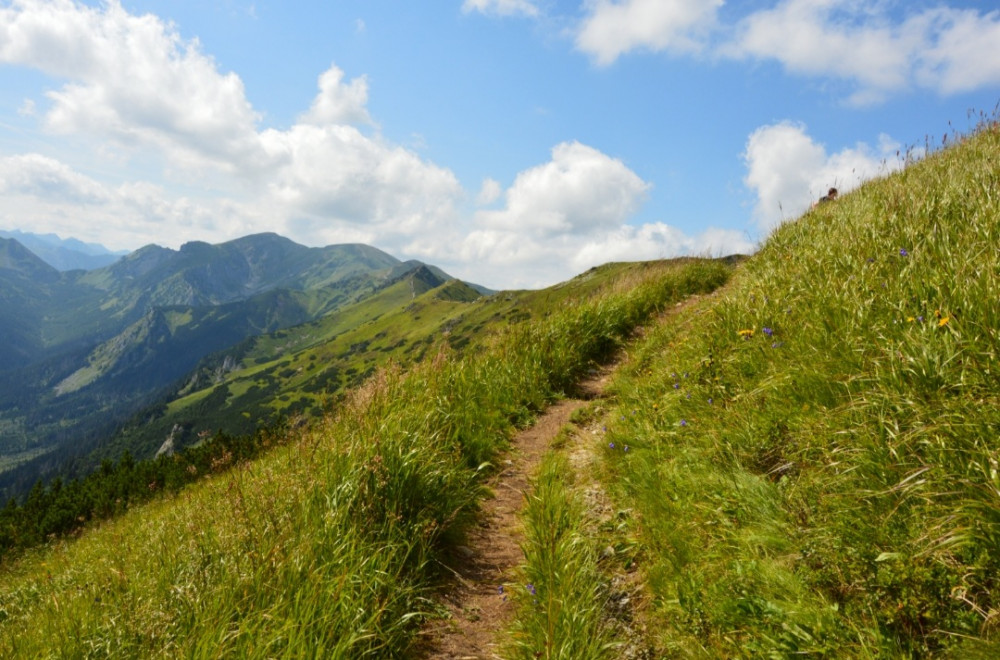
[762,327,773,336]
[708,398,713,405]
[899,248,909,257]
[624,445,630,452]
[609,442,615,449]
[680,419,687,427]
[526,584,536,596]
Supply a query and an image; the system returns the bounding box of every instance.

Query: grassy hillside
[3,119,994,657]
[0,257,730,657]
[578,122,1000,657]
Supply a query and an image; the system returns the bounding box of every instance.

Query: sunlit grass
[0,258,731,656]
[599,122,1000,656]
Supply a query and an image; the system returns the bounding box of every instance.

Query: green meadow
[1,119,998,658]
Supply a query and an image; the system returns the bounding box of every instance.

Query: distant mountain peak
[0,237,60,281]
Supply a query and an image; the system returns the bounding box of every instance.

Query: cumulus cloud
[576,0,723,65]
[407,141,751,289]
[571,0,1000,98]
[0,0,267,171]
[475,141,650,237]
[726,0,1000,104]
[461,0,539,18]
[0,153,109,204]
[300,65,372,127]
[743,121,903,230]
[476,177,502,206]
[260,122,462,248]
[0,0,466,256]
[0,152,258,249]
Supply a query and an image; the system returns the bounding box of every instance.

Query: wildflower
[624,445,630,453]
[609,442,615,449]
[906,316,915,323]
[526,584,536,596]
[708,398,713,405]
[680,419,687,427]
[899,248,909,257]
[938,316,950,327]
[673,383,680,389]
[737,329,755,338]
[498,585,505,595]
[917,315,924,322]
[686,393,691,399]
[762,327,774,336]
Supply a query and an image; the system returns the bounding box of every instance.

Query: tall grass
[0,258,731,657]
[600,123,1000,656]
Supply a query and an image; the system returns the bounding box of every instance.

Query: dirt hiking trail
[417,370,611,659]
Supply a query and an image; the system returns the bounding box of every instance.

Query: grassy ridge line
[601,124,1000,656]
[0,259,731,657]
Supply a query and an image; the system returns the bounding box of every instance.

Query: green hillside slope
[0,236,454,489]
[0,257,731,657]
[591,123,1000,656]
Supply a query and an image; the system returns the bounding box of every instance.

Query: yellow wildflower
[737,328,755,338]
[938,316,950,327]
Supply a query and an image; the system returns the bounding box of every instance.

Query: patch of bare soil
[416,372,608,659]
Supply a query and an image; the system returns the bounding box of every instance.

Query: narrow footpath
[418,372,610,659]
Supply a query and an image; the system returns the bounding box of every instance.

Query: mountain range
[0,232,485,495]
[0,229,127,271]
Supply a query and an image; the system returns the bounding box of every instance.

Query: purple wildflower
[526,584,536,596]
[680,419,687,427]
[762,327,773,336]
[899,248,909,257]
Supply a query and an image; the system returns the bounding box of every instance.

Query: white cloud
[0,1,465,258]
[743,121,903,231]
[17,98,35,116]
[476,177,502,205]
[405,141,751,289]
[726,1,1000,104]
[576,0,723,65]
[461,0,539,18]
[260,123,462,249]
[0,153,258,249]
[300,65,371,127]
[475,141,650,237]
[0,153,109,204]
[0,0,267,171]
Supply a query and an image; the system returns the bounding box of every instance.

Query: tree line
[0,418,291,561]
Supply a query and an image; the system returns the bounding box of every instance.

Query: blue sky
[0,0,998,288]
